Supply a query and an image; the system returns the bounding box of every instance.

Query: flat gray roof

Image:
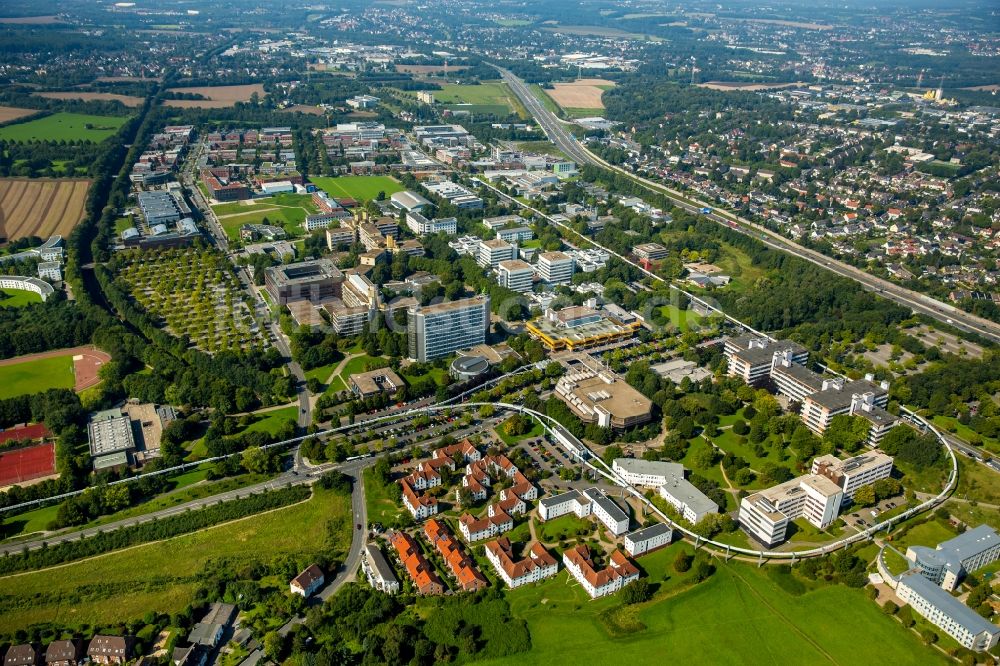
[582,487,628,524]
[624,522,672,543]
[364,544,399,584]
[539,489,584,509]
[899,572,1000,636]
[939,525,1000,564]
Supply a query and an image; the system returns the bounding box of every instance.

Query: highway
[496,67,1000,345]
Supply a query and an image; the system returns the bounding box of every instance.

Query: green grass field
[496,419,544,445]
[0,288,42,308]
[0,355,75,399]
[475,556,944,665]
[309,175,404,203]
[657,304,703,332]
[431,82,519,116]
[0,485,349,634]
[0,112,127,142]
[244,405,299,435]
[363,467,401,526]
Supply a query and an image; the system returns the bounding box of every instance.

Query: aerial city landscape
[0,0,999,663]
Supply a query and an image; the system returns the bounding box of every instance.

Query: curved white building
[0,276,54,302]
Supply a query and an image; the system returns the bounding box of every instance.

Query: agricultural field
[0,178,90,241]
[0,484,351,635]
[429,82,521,117]
[544,79,615,111]
[0,355,74,399]
[33,92,144,107]
[476,554,942,666]
[309,175,404,203]
[0,106,38,124]
[115,248,266,354]
[0,288,42,308]
[0,112,127,142]
[163,84,266,108]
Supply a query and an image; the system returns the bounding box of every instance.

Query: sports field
[0,442,55,486]
[309,175,404,203]
[0,355,75,399]
[475,555,942,666]
[0,485,351,634]
[0,288,42,308]
[0,112,127,142]
[0,178,90,241]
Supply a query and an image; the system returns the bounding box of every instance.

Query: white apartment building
[896,573,1000,652]
[538,489,592,521]
[477,238,515,269]
[361,544,400,594]
[407,295,490,362]
[497,259,534,292]
[810,452,894,503]
[623,523,673,557]
[738,474,844,547]
[485,538,558,589]
[770,352,826,403]
[536,251,575,284]
[582,487,630,535]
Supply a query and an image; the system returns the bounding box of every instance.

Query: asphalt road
[497,67,1000,345]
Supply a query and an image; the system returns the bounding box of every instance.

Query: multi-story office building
[738,473,844,547]
[612,458,718,524]
[906,525,1000,592]
[477,239,515,269]
[137,190,183,226]
[407,295,490,362]
[552,355,652,431]
[896,573,1000,652]
[497,259,534,293]
[341,273,380,309]
[406,211,457,236]
[536,251,575,284]
[724,335,808,386]
[811,452,894,503]
[496,226,534,244]
[264,259,343,305]
[800,379,890,435]
[324,302,372,336]
[633,243,669,261]
[325,225,356,249]
[769,352,827,403]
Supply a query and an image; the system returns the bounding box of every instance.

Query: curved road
[497,67,1000,344]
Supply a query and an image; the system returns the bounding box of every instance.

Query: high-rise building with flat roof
[497,259,533,293]
[536,251,574,284]
[407,295,490,362]
[264,259,343,305]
